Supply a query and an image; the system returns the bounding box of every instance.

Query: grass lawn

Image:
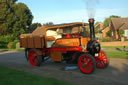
[0,48,24,51]
[0,48,9,51]
[102,46,128,49]
[0,66,75,85]
[102,46,128,59]
[106,51,128,59]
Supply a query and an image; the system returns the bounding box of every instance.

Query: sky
[17,0,128,24]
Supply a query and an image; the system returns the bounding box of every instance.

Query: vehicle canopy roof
[32,22,88,36]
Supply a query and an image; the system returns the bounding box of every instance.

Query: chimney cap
[88,18,95,23]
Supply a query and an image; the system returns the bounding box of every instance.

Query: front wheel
[28,49,42,66]
[95,51,109,68]
[78,53,96,74]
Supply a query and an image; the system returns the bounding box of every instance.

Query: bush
[16,42,20,50]
[101,37,115,42]
[7,40,19,49]
[0,35,16,42]
[7,42,13,49]
[12,40,19,49]
[100,37,121,42]
[0,35,17,48]
[101,38,107,42]
[0,41,8,48]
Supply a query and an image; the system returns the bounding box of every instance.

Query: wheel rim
[28,49,38,66]
[78,55,94,73]
[95,51,108,68]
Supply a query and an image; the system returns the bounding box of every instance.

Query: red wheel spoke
[87,58,90,63]
[84,57,86,62]
[95,51,108,68]
[28,49,40,66]
[78,54,95,74]
[88,62,93,66]
[81,63,85,68]
[86,66,90,71]
[100,52,102,57]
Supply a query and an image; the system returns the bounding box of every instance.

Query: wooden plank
[34,36,43,48]
[27,37,34,48]
[50,51,62,62]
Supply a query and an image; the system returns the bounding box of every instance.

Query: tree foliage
[0,0,33,37]
[119,29,124,37]
[95,21,102,26]
[106,29,112,37]
[103,15,120,28]
[28,23,42,33]
[45,22,54,27]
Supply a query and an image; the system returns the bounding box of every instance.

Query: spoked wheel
[78,53,96,74]
[95,51,109,68]
[28,49,42,66]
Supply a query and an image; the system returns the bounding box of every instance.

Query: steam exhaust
[82,0,99,18]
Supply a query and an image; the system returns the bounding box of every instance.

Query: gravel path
[0,51,128,85]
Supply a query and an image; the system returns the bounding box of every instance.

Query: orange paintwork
[52,38,80,47]
[50,37,90,62]
[81,37,91,48]
[46,36,55,41]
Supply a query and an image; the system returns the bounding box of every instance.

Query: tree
[119,29,124,37]
[103,15,120,28]
[28,23,42,33]
[95,21,102,26]
[12,3,33,36]
[94,21,102,34]
[106,29,112,37]
[45,22,54,27]
[0,0,33,37]
[0,0,9,35]
[85,26,90,34]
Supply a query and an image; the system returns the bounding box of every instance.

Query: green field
[106,51,128,59]
[102,46,128,49]
[0,66,75,85]
[101,46,128,59]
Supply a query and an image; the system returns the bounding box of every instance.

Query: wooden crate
[20,34,44,48]
[27,36,34,48]
[20,38,28,48]
[33,36,44,48]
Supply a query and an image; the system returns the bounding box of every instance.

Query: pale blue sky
[17,0,128,24]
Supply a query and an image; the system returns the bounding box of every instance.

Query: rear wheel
[25,48,29,61]
[95,51,109,68]
[78,53,96,74]
[28,49,42,66]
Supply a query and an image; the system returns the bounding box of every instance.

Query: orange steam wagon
[20,18,109,74]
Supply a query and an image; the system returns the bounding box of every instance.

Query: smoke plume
[83,0,99,18]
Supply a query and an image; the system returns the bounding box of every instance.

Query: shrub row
[0,35,18,49]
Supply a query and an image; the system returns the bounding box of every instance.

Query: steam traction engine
[20,18,109,74]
